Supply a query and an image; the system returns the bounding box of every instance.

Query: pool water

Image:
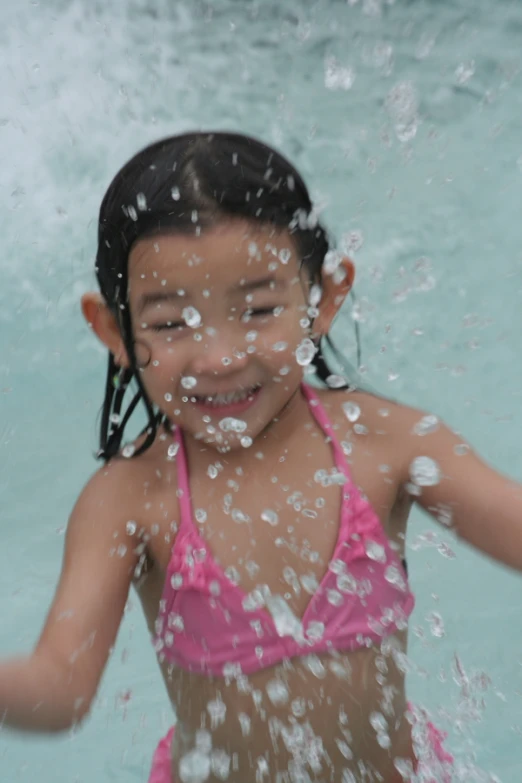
[2,0,522,780]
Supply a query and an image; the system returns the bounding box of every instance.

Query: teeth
[198,386,259,407]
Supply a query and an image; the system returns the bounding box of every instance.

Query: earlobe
[81,292,130,367]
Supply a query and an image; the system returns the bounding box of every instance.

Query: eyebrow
[236,275,287,293]
[137,276,287,313]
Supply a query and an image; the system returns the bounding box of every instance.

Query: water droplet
[195,509,207,524]
[412,414,439,436]
[261,509,279,526]
[179,750,211,783]
[329,559,346,575]
[171,573,183,589]
[300,573,318,593]
[427,611,445,638]
[171,186,181,201]
[409,456,441,487]
[232,509,250,524]
[342,401,361,422]
[136,192,147,211]
[207,464,218,479]
[167,442,179,460]
[291,698,307,717]
[325,56,355,90]
[278,248,292,264]
[122,444,135,458]
[224,566,240,585]
[219,417,247,433]
[210,749,230,779]
[327,589,343,606]
[194,729,212,753]
[364,540,387,563]
[266,679,289,705]
[246,330,258,342]
[182,307,202,328]
[326,375,347,388]
[245,561,260,579]
[242,590,265,612]
[384,565,407,591]
[240,436,253,448]
[454,443,470,456]
[323,250,343,275]
[126,520,137,535]
[341,441,352,455]
[265,595,303,641]
[181,376,197,389]
[455,60,475,86]
[295,338,317,366]
[385,80,419,143]
[238,713,251,737]
[370,712,387,733]
[342,230,364,255]
[206,697,227,729]
[309,284,322,307]
[306,621,325,642]
[337,573,357,594]
[303,654,326,678]
[272,341,288,352]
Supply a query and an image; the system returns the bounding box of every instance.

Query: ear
[81,292,130,368]
[311,257,355,340]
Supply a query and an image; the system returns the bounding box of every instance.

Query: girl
[2,131,522,783]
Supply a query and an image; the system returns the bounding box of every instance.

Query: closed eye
[150,321,185,332]
[242,307,282,321]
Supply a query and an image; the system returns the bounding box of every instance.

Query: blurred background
[1,0,522,779]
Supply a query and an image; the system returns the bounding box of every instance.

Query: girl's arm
[395,404,522,571]
[1,461,139,733]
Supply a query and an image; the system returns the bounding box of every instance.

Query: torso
[126,386,416,782]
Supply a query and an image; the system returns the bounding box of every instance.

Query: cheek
[255,317,308,369]
[135,339,186,385]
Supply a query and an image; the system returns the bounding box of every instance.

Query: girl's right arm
[0,461,140,733]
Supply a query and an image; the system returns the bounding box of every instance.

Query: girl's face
[126,221,314,451]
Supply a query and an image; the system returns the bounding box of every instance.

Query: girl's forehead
[128,224,299,285]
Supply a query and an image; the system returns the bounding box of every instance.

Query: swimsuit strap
[172,427,194,534]
[300,382,353,482]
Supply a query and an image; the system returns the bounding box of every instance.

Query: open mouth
[192,384,262,414]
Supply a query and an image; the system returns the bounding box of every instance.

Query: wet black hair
[94,131,362,462]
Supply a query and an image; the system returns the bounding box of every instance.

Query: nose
[190,325,249,377]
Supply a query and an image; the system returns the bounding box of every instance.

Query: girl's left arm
[395,404,522,571]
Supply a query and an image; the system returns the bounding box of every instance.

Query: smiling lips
[192,384,262,415]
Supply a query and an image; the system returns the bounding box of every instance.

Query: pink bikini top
[153,384,415,677]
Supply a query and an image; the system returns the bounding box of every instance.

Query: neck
[185,381,313,470]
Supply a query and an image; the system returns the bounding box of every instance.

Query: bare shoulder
[313,384,422,437]
[313,385,434,486]
[72,429,178,550]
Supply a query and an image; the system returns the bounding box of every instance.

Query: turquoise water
[2,0,522,779]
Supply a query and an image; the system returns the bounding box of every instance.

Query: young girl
[2,131,522,783]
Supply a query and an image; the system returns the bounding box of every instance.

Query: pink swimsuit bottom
[148,384,454,781]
